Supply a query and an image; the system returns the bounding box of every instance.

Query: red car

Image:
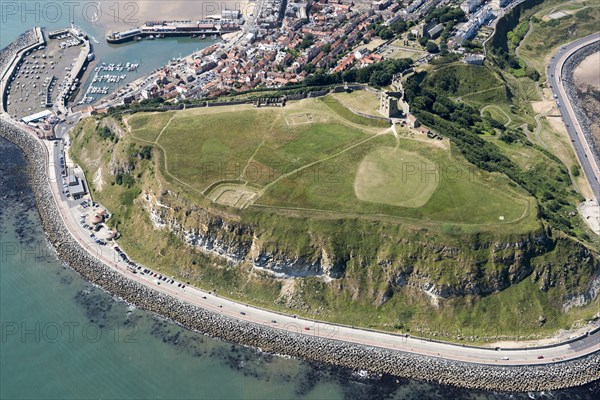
[537,355,544,359]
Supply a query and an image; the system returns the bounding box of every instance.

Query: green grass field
[124,97,534,227]
[354,146,439,208]
[257,135,532,225]
[126,111,175,142]
[332,90,382,117]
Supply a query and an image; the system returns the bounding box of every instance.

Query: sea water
[1,133,599,400]
[2,1,600,398]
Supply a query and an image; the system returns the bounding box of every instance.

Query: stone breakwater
[563,40,600,170]
[1,119,599,392]
[0,30,37,75]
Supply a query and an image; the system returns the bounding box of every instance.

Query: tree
[379,28,394,40]
[391,20,408,35]
[369,70,392,87]
[303,63,316,74]
[426,41,440,53]
[299,34,314,50]
[432,102,450,118]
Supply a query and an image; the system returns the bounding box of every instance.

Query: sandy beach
[92,0,250,33]
[574,51,600,92]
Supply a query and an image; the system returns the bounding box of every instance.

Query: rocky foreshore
[1,117,600,392]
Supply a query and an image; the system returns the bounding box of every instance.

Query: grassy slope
[69,114,599,342]
[518,1,600,80]
[125,98,534,227]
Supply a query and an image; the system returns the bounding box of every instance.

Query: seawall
[1,116,600,392]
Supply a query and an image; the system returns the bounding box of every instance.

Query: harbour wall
[1,115,600,393]
[2,29,600,393]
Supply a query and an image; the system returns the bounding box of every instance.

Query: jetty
[106,19,240,44]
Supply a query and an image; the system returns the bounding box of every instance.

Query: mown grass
[257,135,534,226]
[253,122,367,177]
[154,109,274,191]
[332,90,381,116]
[319,96,390,128]
[354,146,440,208]
[126,111,175,142]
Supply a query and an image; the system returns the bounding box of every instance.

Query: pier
[106,19,241,44]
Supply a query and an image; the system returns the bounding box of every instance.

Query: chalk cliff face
[141,188,599,306]
[142,191,346,279]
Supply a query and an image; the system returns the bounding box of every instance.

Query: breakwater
[562,40,600,171]
[1,117,600,392]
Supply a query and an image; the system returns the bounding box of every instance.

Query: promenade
[1,27,600,393]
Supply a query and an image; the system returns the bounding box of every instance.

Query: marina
[80,62,140,104]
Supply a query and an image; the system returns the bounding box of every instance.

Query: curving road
[547,33,600,201]
[25,126,600,367]
[1,34,600,370]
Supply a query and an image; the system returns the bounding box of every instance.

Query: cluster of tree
[376,19,409,40]
[139,146,152,160]
[405,72,582,235]
[303,58,412,87]
[425,6,465,24]
[96,126,117,142]
[115,172,135,188]
[424,68,460,94]
[574,8,593,22]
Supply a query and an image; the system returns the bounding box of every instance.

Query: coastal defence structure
[106,19,240,44]
[0,26,93,117]
[56,26,92,114]
[2,26,600,393]
[0,115,599,392]
[0,27,45,113]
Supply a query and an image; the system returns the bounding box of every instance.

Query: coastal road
[31,126,600,367]
[547,33,600,201]
[2,29,599,370]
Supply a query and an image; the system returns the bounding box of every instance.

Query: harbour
[80,62,140,104]
[2,1,600,398]
[106,17,241,44]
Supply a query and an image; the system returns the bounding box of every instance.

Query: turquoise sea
[0,135,557,400]
[1,2,599,399]
[0,0,217,101]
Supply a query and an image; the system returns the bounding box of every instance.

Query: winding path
[1,29,599,374]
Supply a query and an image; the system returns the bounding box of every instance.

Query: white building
[461,0,484,14]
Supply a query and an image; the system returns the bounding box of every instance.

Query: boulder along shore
[1,39,599,390]
[2,119,600,393]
